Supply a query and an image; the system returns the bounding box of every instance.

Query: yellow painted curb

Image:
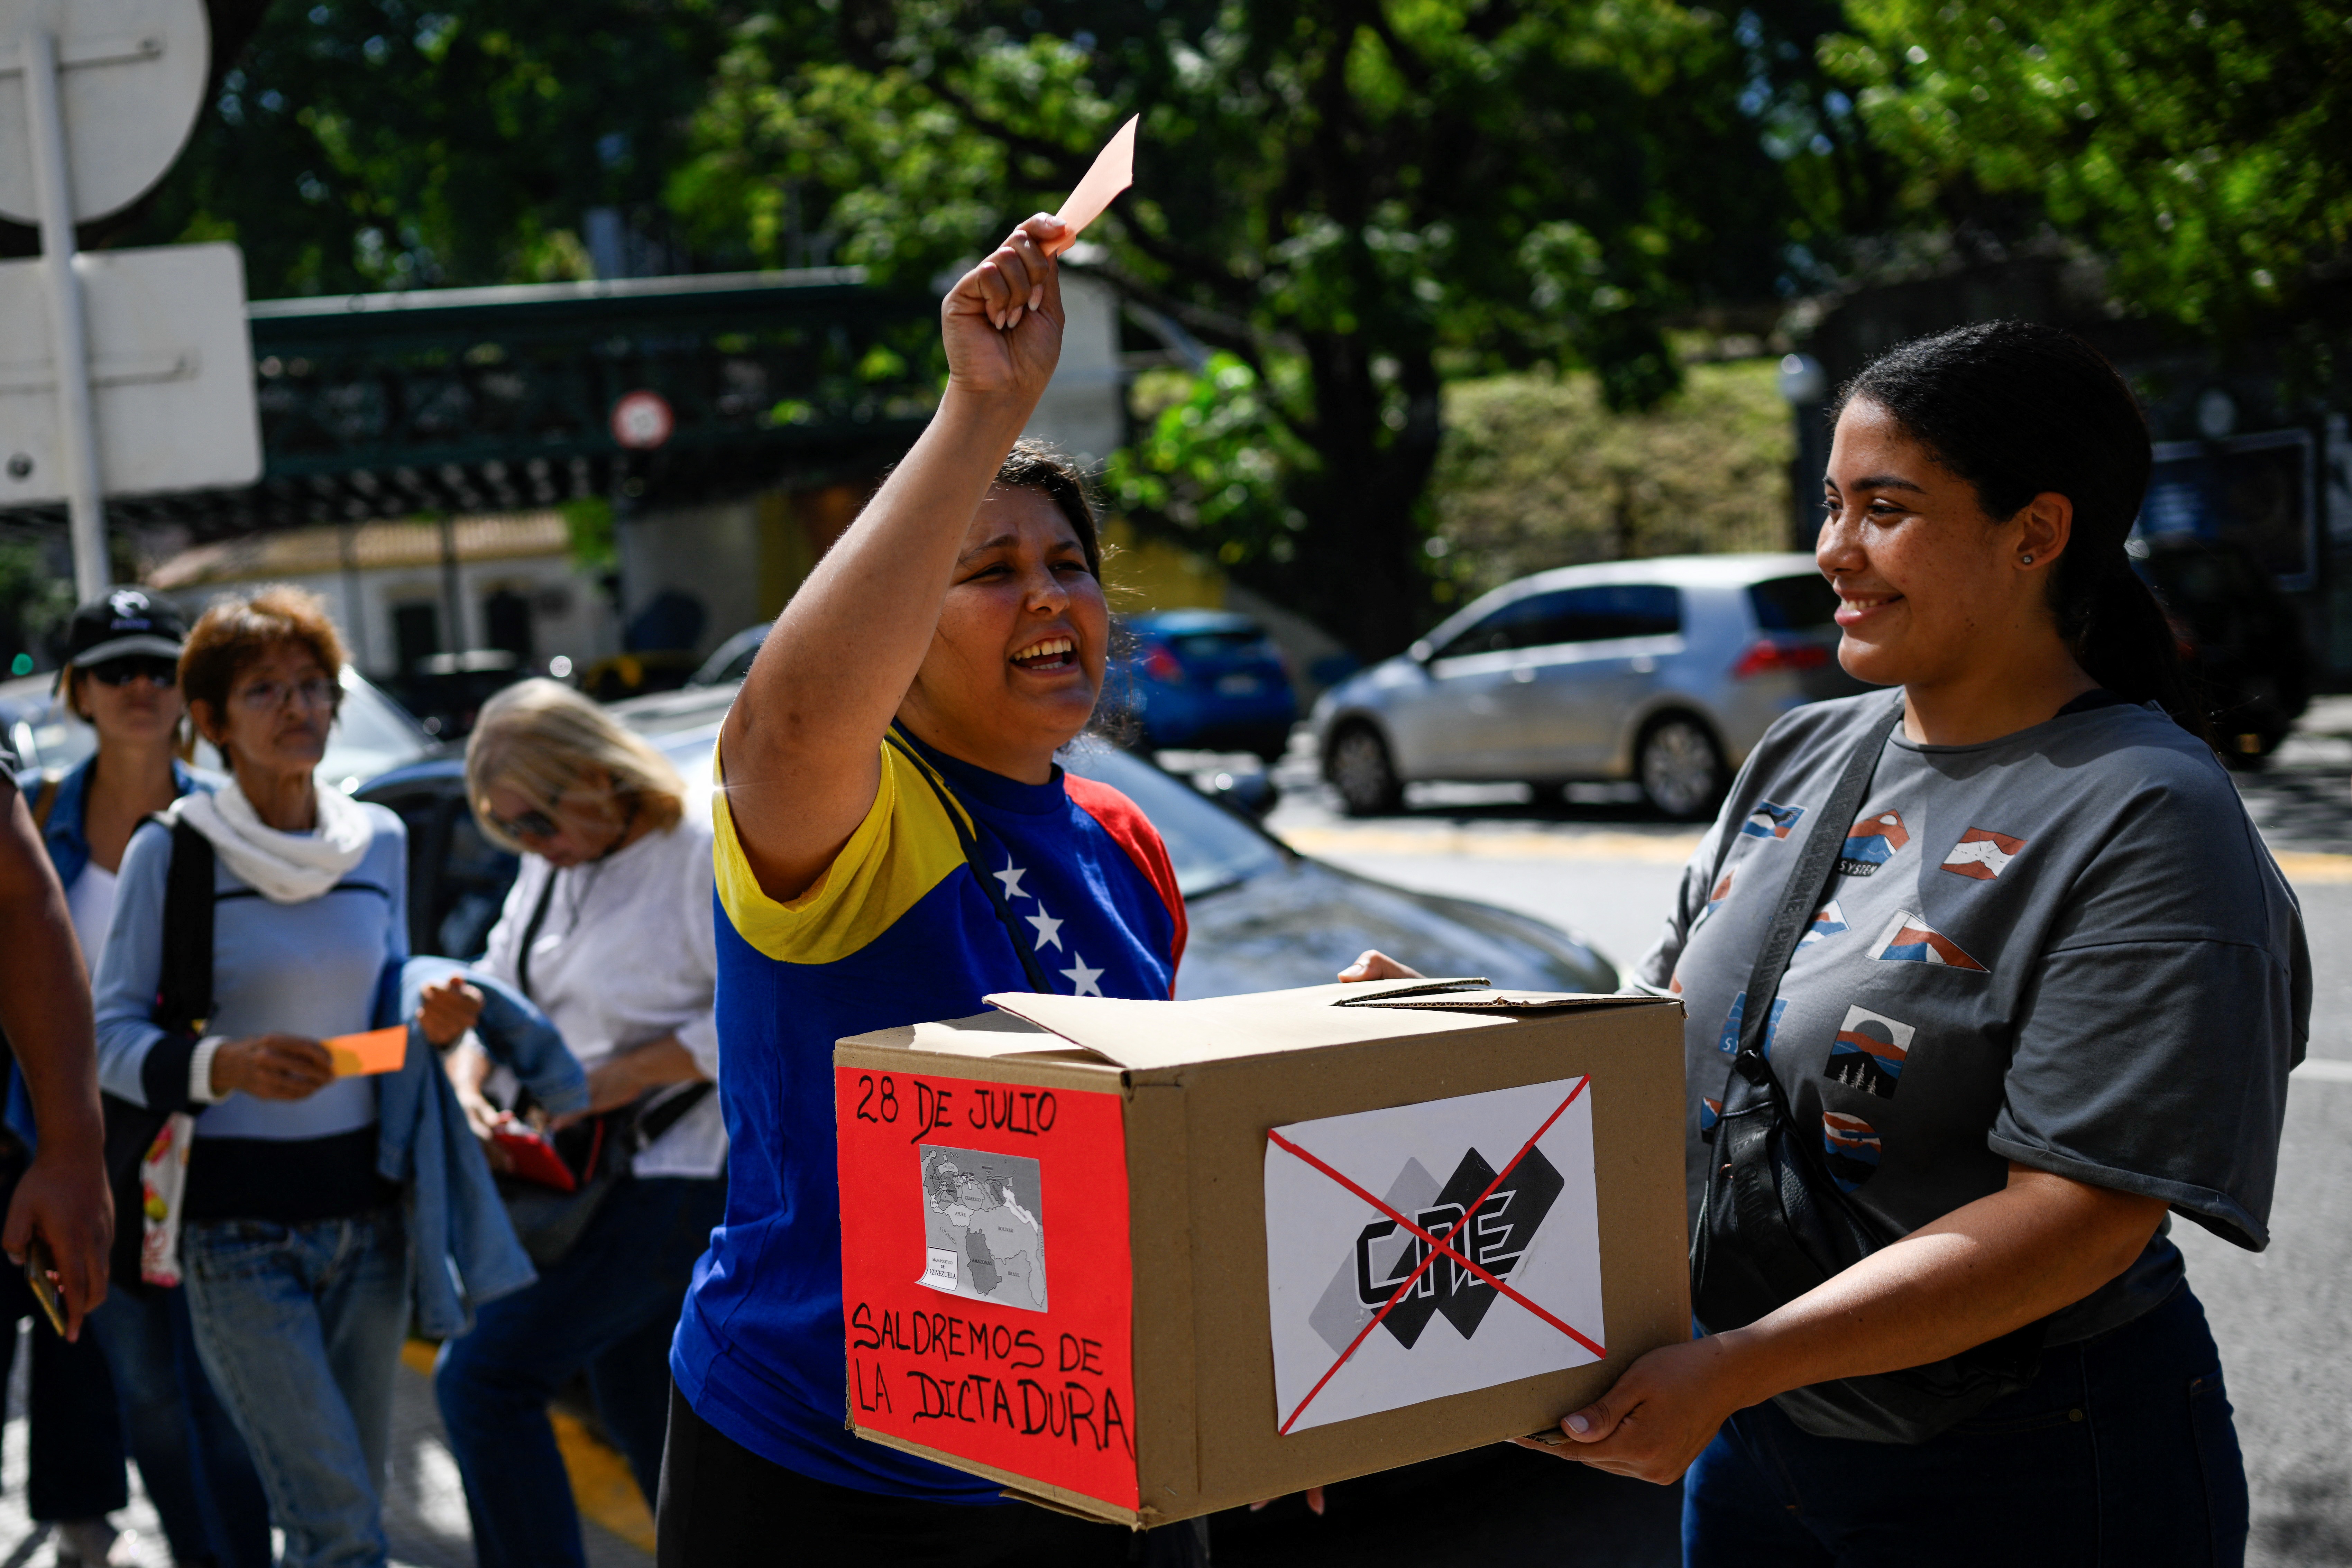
[2273,851,2352,884]
[401,1340,657,1555]
[1279,825,1705,864]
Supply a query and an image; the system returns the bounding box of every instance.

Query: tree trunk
[1268,336,1445,660]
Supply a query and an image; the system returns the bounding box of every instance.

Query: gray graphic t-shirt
[1638,690,2309,1344]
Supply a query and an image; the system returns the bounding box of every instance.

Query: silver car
[1310,553,1864,819]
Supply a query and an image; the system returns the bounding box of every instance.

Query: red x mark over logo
[1267,1077,1604,1435]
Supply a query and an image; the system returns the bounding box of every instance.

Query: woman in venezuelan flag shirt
[661,214,1198,1563]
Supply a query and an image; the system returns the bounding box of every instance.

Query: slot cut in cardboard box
[833,976,1691,1527]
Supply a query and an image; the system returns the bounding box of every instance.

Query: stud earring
[2020,553,2035,565]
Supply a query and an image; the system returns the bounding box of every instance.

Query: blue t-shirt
[673,733,1186,1501]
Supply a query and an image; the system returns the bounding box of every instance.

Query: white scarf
[172,777,374,904]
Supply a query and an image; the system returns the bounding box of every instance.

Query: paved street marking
[1279,826,1706,863]
[1280,830,2352,884]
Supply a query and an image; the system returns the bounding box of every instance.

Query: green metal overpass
[3,267,941,538]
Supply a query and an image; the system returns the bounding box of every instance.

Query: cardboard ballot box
[833,977,1690,1527]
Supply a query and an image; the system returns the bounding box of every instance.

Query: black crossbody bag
[1690,699,2047,1443]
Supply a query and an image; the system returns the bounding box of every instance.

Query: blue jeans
[1684,1283,2248,1567]
[183,1205,411,1568]
[437,1175,727,1568]
[86,1285,272,1568]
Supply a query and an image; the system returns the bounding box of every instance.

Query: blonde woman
[417,678,721,1568]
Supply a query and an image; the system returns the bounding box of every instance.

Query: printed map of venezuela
[918,1144,1049,1312]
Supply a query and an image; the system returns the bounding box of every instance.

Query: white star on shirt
[1060,953,1104,997]
[1026,906,1065,951]
[994,859,1030,901]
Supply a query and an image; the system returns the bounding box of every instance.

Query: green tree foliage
[668,1,1800,654]
[1426,361,1793,603]
[113,0,732,294]
[0,542,76,672]
[1824,0,2352,329]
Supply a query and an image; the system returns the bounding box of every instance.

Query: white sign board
[1262,1077,1605,1434]
[0,0,211,224]
[0,241,261,504]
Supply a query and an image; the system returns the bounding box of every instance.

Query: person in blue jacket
[15,590,269,1568]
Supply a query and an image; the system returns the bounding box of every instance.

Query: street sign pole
[19,26,107,600]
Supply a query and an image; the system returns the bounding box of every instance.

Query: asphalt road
[1232,710,2352,1567]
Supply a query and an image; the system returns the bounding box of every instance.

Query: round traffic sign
[0,0,212,225]
[610,389,674,450]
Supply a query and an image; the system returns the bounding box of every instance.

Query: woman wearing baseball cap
[12,588,271,1568]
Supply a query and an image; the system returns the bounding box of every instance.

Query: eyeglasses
[83,657,178,688]
[231,676,336,713]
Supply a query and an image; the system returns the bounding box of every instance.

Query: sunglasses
[83,656,179,688]
[485,803,561,842]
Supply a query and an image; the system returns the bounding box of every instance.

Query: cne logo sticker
[1262,1079,1604,1434]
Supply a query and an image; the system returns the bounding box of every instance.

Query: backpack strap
[155,816,215,1038]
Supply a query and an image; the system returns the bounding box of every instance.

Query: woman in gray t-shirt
[1390,323,2303,1563]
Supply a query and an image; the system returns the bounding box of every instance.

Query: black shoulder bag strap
[513,865,560,1004]
[103,816,215,1293]
[883,725,1053,995]
[1694,695,2046,1443]
[1726,701,1901,1109]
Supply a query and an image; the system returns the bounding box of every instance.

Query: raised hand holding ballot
[941,214,1068,400]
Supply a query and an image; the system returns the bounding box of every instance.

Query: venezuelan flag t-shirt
[672,732,1186,1501]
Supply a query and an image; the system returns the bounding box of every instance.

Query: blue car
[1113,610,1298,760]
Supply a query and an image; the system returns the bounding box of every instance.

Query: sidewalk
[0,1334,653,1568]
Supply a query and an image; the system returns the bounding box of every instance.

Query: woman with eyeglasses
[92,586,415,1568]
[411,677,721,1568]
[12,590,272,1568]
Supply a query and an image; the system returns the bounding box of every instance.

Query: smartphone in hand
[23,1235,65,1337]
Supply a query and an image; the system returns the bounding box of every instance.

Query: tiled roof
[147,512,571,589]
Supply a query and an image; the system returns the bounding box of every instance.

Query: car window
[1433,592,1573,658]
[1059,744,1284,899]
[1542,584,1682,642]
[1747,574,1838,632]
[1166,629,1270,660]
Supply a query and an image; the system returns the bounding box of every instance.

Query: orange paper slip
[1052,114,1138,243]
[325,1026,407,1077]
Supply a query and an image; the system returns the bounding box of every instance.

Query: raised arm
[721,214,1071,901]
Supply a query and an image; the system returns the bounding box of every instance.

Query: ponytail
[1837,321,2203,736]
[2066,561,2205,737]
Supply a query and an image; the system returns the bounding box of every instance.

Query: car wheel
[1327,724,1403,816]
[1637,714,1725,820]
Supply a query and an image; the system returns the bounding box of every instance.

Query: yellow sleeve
[711,737,968,965]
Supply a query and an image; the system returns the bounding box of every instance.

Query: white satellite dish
[0,0,211,226]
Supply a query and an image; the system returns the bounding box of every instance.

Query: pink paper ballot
[1053,114,1138,243]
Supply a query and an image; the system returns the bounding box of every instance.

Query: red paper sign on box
[835,1066,1138,1511]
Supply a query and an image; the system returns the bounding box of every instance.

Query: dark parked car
[1111,610,1298,761]
[360,703,1616,995]
[2130,534,2310,768]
